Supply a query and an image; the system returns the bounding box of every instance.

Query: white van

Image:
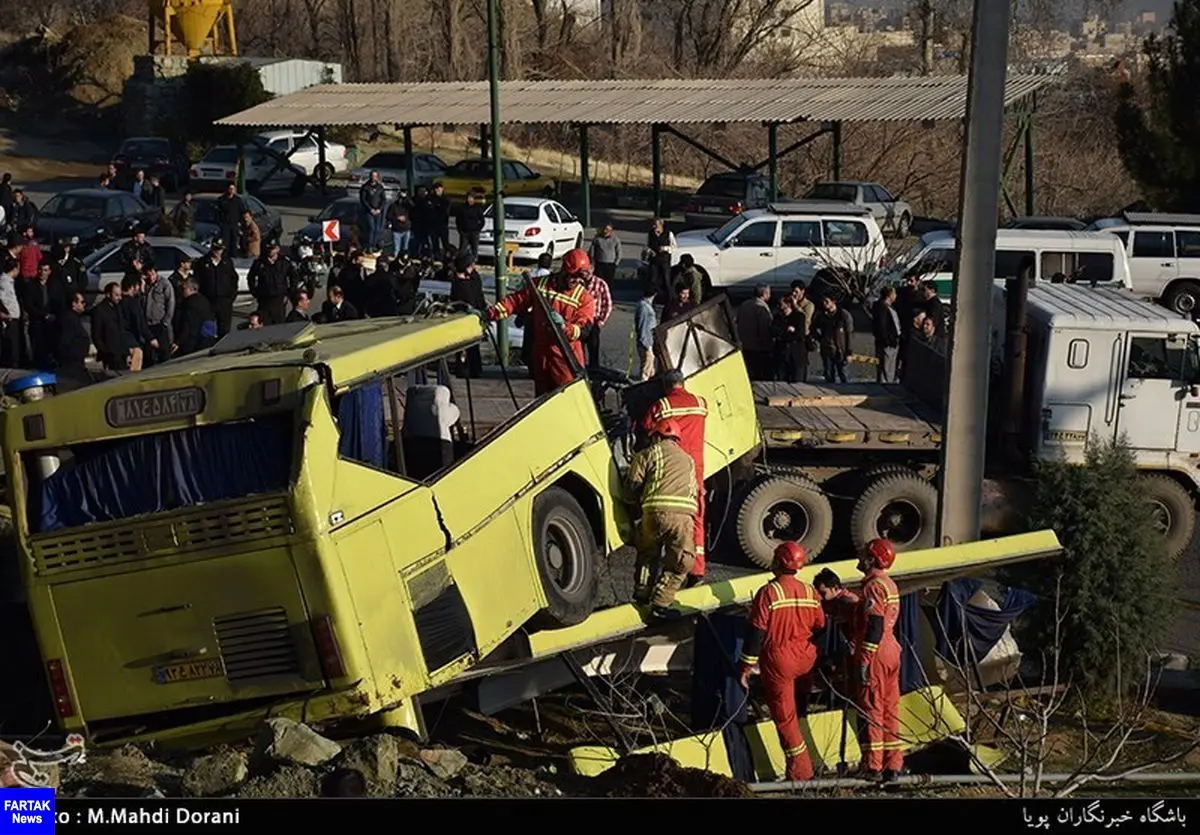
[881,229,1133,297]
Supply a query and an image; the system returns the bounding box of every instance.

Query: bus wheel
[530,486,601,629]
[1141,474,1195,560]
[849,471,938,553]
[736,474,834,570]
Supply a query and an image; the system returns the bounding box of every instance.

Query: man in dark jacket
[91,282,126,371]
[22,262,66,369]
[334,250,368,313]
[57,291,92,390]
[9,190,37,233]
[387,188,413,256]
[359,171,387,251]
[119,230,154,276]
[286,289,312,323]
[410,185,433,257]
[319,285,359,323]
[119,274,154,371]
[171,192,197,240]
[452,193,486,262]
[871,285,902,383]
[173,277,218,357]
[363,259,400,318]
[194,240,239,337]
[248,242,292,325]
[814,295,853,384]
[429,183,452,255]
[215,183,247,254]
[141,175,165,210]
[449,252,485,377]
[50,238,86,298]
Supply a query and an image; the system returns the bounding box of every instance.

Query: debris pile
[41,719,758,799]
[51,719,570,799]
[585,754,755,798]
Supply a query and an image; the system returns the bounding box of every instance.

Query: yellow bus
[2,301,761,747]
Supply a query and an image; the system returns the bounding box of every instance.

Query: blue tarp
[39,414,293,532]
[932,578,1036,667]
[690,613,757,782]
[336,382,386,470]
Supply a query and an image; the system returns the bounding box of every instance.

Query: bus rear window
[25,414,294,535]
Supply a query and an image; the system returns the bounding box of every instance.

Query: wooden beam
[767,394,903,408]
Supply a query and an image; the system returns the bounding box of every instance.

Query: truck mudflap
[50,547,325,724]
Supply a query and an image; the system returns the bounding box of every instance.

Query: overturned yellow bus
[2,301,762,746]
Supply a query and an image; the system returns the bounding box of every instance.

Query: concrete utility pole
[486,0,509,365]
[935,0,1011,546]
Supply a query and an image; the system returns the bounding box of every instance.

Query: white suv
[1089,212,1200,315]
[672,201,887,295]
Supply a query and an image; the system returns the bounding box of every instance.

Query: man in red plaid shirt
[584,268,612,370]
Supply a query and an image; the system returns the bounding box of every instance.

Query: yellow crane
[148,0,238,58]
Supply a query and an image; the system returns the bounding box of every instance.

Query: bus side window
[335,379,404,476]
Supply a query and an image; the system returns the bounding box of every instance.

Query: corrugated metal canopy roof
[215,75,1052,128]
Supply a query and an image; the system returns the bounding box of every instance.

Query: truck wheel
[1141,474,1195,560]
[1163,281,1200,318]
[736,475,834,569]
[849,472,938,553]
[529,486,601,629]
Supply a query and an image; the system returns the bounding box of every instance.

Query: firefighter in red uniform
[487,248,596,396]
[853,538,904,781]
[640,369,708,582]
[738,541,826,782]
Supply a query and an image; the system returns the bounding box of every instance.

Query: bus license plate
[154,659,225,685]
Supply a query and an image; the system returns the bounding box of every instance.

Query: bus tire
[530,486,601,629]
[736,475,834,570]
[849,471,938,553]
[1141,473,1195,560]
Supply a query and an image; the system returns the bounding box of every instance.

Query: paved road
[19,174,1199,660]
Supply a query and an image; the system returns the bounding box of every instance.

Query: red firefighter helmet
[865,537,897,570]
[652,418,682,441]
[773,541,807,573]
[561,248,592,277]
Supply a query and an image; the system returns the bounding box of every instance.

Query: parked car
[190,193,283,248]
[291,197,364,258]
[189,145,308,196]
[439,158,555,201]
[34,189,161,256]
[81,237,253,297]
[1003,216,1088,231]
[477,197,584,264]
[346,151,448,201]
[254,130,349,182]
[683,170,774,229]
[1089,211,1200,315]
[111,137,190,192]
[803,180,913,238]
[879,229,1132,299]
[672,200,887,298]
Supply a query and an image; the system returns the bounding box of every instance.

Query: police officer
[625,418,698,621]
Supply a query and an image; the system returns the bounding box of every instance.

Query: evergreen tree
[1005,437,1177,703]
[1115,0,1200,211]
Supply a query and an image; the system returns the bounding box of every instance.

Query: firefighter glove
[859,664,869,686]
[549,310,566,328]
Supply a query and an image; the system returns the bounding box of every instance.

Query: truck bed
[754,381,943,451]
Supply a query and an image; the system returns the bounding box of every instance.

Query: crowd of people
[731,274,948,386]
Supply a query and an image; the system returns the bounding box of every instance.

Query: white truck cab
[992,283,1200,554]
[1088,212,1200,316]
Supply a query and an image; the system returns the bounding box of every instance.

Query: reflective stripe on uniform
[862,641,879,653]
[784,743,808,756]
[641,444,698,514]
[769,598,820,610]
[739,653,759,666]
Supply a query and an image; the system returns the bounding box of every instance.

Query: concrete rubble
[46,720,755,798]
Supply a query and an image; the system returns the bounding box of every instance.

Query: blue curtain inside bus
[38,414,293,532]
[335,382,386,470]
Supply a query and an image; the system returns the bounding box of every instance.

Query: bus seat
[403,384,460,480]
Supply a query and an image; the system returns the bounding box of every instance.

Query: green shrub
[1005,436,1177,703]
